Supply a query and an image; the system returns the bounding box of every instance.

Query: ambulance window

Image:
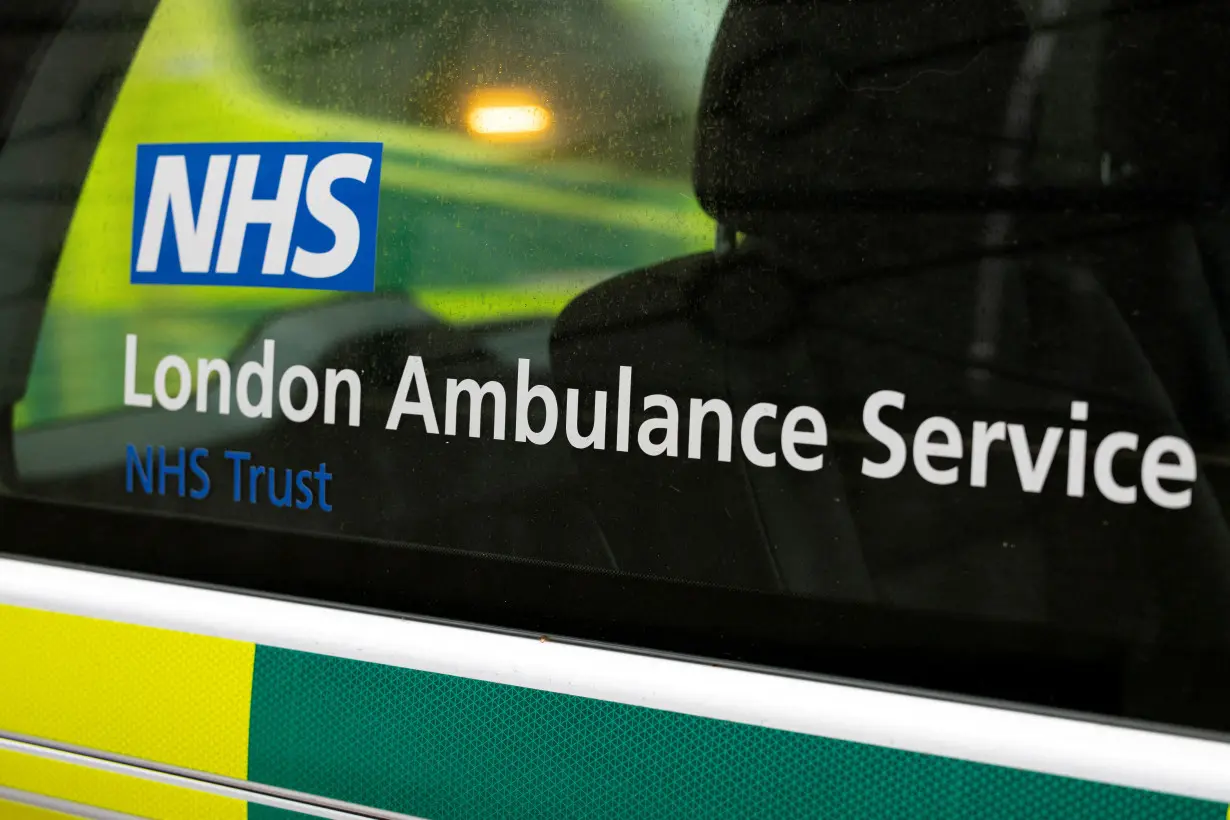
[13,0,722,431]
[5,0,1230,737]
[233,0,719,178]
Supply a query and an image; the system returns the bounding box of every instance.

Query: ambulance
[2,0,1229,817]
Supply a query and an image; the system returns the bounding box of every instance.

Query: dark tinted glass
[6,0,1230,732]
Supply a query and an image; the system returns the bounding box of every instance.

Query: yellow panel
[0,798,76,820]
[0,605,254,779]
[0,749,244,820]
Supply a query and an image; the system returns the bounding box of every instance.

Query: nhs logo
[131,141,383,292]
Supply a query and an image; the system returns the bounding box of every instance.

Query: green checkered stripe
[244,646,1228,820]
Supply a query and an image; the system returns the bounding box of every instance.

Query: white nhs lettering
[134,152,372,279]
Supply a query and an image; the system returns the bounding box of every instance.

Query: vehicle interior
[4,0,1230,735]
[551,0,1230,645]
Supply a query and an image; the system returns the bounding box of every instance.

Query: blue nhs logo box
[131,141,383,292]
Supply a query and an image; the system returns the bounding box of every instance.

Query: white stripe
[1,556,1229,804]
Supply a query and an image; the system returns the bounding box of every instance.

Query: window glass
[5,0,1230,727]
[15,0,721,429]
[235,0,710,177]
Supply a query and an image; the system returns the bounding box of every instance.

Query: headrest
[693,0,1230,239]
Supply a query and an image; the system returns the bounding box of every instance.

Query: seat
[550,0,1230,645]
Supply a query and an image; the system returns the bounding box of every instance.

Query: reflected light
[465,89,552,139]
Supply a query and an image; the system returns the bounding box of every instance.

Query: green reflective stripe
[378,154,709,226]
[378,143,701,203]
[246,646,1226,820]
[380,162,708,243]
